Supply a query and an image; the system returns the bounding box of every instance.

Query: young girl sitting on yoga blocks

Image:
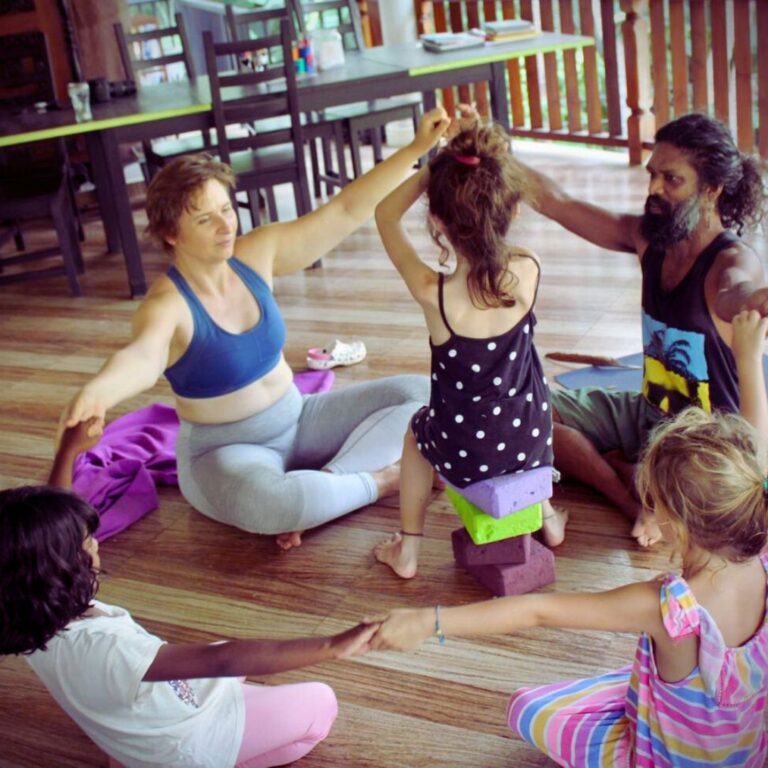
[373,115,567,579]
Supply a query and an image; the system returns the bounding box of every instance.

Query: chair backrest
[292,0,365,52]
[225,4,301,43]
[0,31,56,113]
[203,19,305,168]
[114,12,196,83]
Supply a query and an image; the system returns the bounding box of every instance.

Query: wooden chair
[0,146,82,296]
[115,12,196,85]
[292,0,422,181]
[203,20,311,229]
[114,13,211,181]
[224,3,349,199]
[0,32,83,295]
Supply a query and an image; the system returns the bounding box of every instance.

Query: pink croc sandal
[306,339,367,370]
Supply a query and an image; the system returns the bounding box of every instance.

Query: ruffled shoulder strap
[659,573,700,639]
[693,557,768,703]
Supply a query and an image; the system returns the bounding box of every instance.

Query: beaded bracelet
[434,604,446,645]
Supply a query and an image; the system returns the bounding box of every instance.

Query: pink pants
[235,681,338,768]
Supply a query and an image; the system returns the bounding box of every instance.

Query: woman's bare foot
[373,531,420,579]
[276,530,303,551]
[631,509,663,548]
[541,499,569,548]
[371,461,401,498]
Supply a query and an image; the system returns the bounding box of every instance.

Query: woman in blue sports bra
[58,108,450,549]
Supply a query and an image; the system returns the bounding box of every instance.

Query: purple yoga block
[465,539,555,596]
[451,527,531,567]
[445,466,553,519]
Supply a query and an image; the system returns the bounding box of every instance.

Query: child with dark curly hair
[1,421,377,768]
[373,114,568,579]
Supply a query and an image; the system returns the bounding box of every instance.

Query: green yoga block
[446,486,542,545]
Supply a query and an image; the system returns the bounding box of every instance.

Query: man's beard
[640,194,702,247]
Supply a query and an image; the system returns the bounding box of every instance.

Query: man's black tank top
[640,230,739,416]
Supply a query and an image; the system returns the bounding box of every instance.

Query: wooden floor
[1,143,766,768]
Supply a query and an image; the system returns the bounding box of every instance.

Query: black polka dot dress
[411,271,553,489]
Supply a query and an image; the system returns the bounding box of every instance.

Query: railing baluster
[710,0,729,123]
[649,0,670,126]
[466,1,490,117]
[600,0,623,137]
[429,2,456,116]
[540,0,563,131]
[559,0,582,133]
[502,0,526,128]
[521,0,544,129]
[579,0,602,135]
[669,0,688,115]
[733,0,753,152]
[689,0,708,113]
[621,0,654,165]
[447,1,473,107]
[758,0,768,158]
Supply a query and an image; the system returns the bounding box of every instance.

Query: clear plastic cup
[68,82,93,123]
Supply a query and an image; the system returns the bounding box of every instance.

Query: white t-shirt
[26,600,244,768]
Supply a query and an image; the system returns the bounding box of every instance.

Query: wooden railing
[394,1,766,165]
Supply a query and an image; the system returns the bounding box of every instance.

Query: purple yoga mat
[73,370,335,541]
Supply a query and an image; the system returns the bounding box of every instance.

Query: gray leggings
[176,375,428,534]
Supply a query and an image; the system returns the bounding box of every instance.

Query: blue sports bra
[164,257,286,399]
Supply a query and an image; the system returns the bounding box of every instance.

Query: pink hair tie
[454,154,481,166]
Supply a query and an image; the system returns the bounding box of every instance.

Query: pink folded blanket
[72,370,335,541]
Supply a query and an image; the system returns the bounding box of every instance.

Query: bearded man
[523,113,767,546]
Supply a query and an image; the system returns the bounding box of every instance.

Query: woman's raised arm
[236,107,450,279]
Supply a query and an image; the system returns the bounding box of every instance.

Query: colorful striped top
[625,555,768,767]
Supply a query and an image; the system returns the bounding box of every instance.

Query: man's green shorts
[550,387,664,463]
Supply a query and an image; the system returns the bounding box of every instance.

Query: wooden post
[620,0,654,165]
[359,1,383,46]
[69,0,130,81]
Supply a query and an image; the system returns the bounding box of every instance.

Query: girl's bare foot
[541,499,569,548]
[276,531,303,550]
[373,531,420,579]
[371,461,401,498]
[631,509,663,548]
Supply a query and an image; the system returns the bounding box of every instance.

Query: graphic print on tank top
[641,312,711,415]
[640,230,741,417]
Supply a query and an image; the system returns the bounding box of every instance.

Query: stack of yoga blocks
[445,467,556,596]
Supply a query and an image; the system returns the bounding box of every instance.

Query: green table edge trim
[408,38,594,77]
[0,103,212,148]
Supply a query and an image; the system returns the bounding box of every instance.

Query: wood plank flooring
[1,143,766,768]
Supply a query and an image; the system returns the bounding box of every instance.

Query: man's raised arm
[521,161,642,255]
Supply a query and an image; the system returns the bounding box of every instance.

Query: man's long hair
[655,113,767,235]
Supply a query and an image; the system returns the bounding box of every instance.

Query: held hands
[411,106,451,155]
[329,622,381,659]
[56,386,109,449]
[745,287,768,318]
[366,608,434,652]
[58,416,104,458]
[732,309,768,366]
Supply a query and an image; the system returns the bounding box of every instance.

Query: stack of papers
[420,31,486,53]
[484,18,539,42]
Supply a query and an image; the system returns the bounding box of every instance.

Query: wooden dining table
[0,32,592,297]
